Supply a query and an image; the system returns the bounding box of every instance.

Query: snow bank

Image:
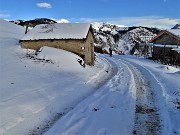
[0,19,25,40]
[36,46,84,72]
[156,65,180,74]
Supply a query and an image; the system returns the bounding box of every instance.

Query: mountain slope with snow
[117,27,156,54]
[92,22,160,54]
[0,19,25,39]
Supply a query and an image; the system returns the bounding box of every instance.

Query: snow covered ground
[1,19,180,135]
[119,55,180,135]
[0,20,112,135]
[45,54,180,135]
[44,54,136,135]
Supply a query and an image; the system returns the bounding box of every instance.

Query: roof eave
[20,38,87,41]
[148,30,180,43]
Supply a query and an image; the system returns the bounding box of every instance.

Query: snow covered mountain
[117,27,158,54]
[92,22,160,54]
[92,22,123,54]
[172,24,180,29]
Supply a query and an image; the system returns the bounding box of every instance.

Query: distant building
[20,23,95,66]
[148,29,180,66]
[149,29,180,45]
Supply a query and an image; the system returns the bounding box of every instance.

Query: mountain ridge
[91,22,160,54]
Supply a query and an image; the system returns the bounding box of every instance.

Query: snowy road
[45,55,180,135]
[118,58,162,135]
[45,55,137,135]
[113,55,180,135]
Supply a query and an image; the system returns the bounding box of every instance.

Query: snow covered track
[45,54,173,135]
[45,55,136,135]
[120,59,161,135]
[86,55,118,89]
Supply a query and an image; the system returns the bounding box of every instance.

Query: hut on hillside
[20,23,95,66]
[148,29,180,66]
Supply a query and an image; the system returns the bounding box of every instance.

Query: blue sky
[0,0,179,28]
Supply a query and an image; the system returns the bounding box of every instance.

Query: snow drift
[36,46,84,72]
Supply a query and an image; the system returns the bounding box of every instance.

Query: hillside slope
[0,20,110,135]
[0,19,25,39]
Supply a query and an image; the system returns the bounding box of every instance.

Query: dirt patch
[29,112,64,135]
[121,61,162,135]
[136,105,156,114]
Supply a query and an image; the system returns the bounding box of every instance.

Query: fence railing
[138,43,180,67]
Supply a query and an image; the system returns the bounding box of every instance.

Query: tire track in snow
[119,59,162,135]
[45,55,135,135]
[86,56,118,88]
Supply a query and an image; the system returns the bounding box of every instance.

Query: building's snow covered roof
[148,29,180,43]
[167,29,180,38]
[21,23,91,40]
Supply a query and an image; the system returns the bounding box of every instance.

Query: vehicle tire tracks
[119,59,161,135]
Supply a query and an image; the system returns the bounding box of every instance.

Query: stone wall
[84,31,94,65]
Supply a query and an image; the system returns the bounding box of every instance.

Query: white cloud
[71,16,180,29]
[51,18,70,23]
[0,13,10,18]
[0,11,10,18]
[36,2,52,8]
[56,19,70,23]
[117,16,180,28]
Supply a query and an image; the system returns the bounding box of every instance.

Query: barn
[148,29,180,66]
[20,23,95,66]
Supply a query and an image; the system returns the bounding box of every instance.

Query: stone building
[148,29,180,66]
[20,23,95,66]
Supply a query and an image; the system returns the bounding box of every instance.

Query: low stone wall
[21,39,84,54]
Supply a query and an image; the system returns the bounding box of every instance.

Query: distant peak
[171,24,180,29]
